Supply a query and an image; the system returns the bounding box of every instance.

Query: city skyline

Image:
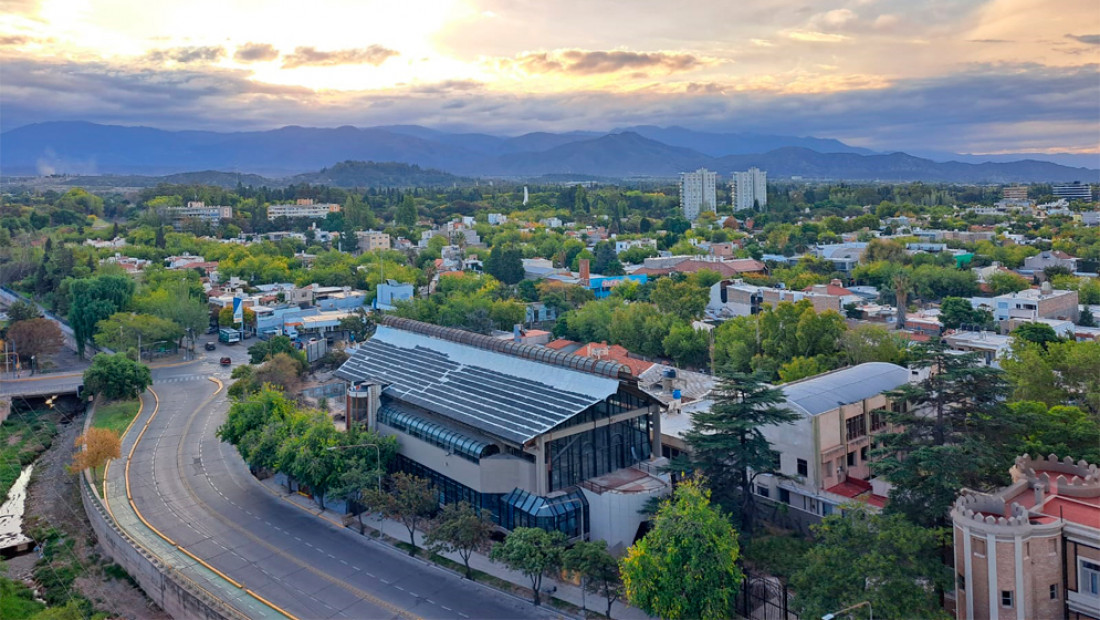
[0,0,1098,155]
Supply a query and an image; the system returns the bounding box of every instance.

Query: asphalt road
[113,341,552,620]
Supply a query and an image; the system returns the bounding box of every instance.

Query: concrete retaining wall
[80,471,240,619]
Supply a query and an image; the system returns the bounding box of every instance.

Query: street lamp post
[327,443,383,537]
[822,600,872,620]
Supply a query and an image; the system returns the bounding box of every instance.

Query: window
[1050,538,1058,554]
[797,458,808,476]
[757,485,770,498]
[846,414,866,440]
[1050,584,1058,600]
[860,446,869,462]
[772,453,782,471]
[1001,590,1013,608]
[847,451,856,467]
[779,488,790,505]
[973,538,986,557]
[957,574,965,591]
[1082,560,1100,596]
[824,461,833,478]
[871,411,887,431]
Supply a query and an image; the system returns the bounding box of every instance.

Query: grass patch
[0,575,46,619]
[91,399,140,436]
[26,526,108,620]
[0,407,60,501]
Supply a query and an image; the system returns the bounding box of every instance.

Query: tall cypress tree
[683,368,798,534]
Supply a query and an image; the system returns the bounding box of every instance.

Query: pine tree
[873,342,1013,528]
[683,368,798,534]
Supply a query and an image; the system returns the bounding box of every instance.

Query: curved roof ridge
[779,362,909,417]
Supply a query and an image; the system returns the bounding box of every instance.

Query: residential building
[991,284,1079,323]
[1053,182,1093,201]
[540,217,563,229]
[1081,212,1100,227]
[952,454,1100,620]
[1023,250,1079,274]
[614,238,658,255]
[166,201,233,225]
[1003,186,1029,203]
[731,167,768,211]
[355,230,391,254]
[525,302,558,324]
[813,242,869,273]
[487,213,508,225]
[267,199,341,220]
[944,330,1013,366]
[631,256,767,279]
[661,363,910,522]
[335,317,670,549]
[679,168,717,221]
[374,280,414,311]
[707,279,852,318]
[84,237,126,249]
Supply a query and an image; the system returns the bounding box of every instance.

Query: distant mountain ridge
[1,121,1097,183]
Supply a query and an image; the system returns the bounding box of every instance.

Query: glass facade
[501,487,588,538]
[379,405,496,462]
[393,454,504,521]
[548,413,651,492]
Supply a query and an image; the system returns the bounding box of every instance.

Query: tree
[68,274,135,356]
[862,238,907,264]
[1080,306,1097,327]
[939,296,986,330]
[425,502,495,579]
[338,310,374,342]
[661,322,709,368]
[840,324,906,365]
[1004,401,1100,464]
[251,353,305,393]
[564,540,623,618]
[777,355,829,383]
[988,271,1030,295]
[650,277,707,321]
[275,412,341,509]
[873,343,1013,528]
[892,270,910,329]
[248,335,307,369]
[490,527,567,606]
[620,481,743,620]
[789,505,950,620]
[682,369,797,533]
[70,427,121,473]
[395,195,418,228]
[5,299,41,324]
[485,244,525,285]
[83,353,152,400]
[92,312,185,357]
[6,318,64,370]
[1012,322,1061,349]
[362,472,437,555]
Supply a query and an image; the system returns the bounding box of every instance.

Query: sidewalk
[258,477,654,620]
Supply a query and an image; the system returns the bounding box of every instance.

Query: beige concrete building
[952,455,1100,620]
[991,284,1079,323]
[355,230,391,253]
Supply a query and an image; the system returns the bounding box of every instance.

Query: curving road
[109,347,553,620]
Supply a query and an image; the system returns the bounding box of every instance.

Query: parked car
[206,325,219,334]
[204,342,216,351]
[220,357,232,366]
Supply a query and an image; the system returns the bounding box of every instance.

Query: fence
[736,569,797,620]
[299,382,346,400]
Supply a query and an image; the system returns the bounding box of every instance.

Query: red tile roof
[826,477,888,508]
[546,338,579,351]
[573,342,655,376]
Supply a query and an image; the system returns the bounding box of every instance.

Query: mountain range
[1,121,1097,184]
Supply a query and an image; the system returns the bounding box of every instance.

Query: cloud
[1066,34,1100,45]
[785,30,850,43]
[504,49,705,75]
[0,35,30,45]
[282,45,398,68]
[1,52,1097,156]
[970,39,1013,44]
[147,46,225,64]
[234,42,279,63]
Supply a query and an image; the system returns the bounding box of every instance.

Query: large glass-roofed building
[336,316,670,549]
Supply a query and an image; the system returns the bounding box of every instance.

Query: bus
[218,328,241,344]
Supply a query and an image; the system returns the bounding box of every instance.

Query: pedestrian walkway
[258,477,655,620]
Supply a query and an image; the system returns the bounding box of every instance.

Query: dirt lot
[8,410,170,619]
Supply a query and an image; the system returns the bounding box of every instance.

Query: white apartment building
[167,201,233,224]
[267,199,341,220]
[679,168,717,221]
[731,167,768,211]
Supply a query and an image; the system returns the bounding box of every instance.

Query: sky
[0,0,1098,154]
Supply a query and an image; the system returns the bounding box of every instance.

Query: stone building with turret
[951,455,1100,620]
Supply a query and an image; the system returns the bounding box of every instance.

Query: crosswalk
[152,373,213,384]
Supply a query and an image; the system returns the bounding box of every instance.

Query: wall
[582,485,663,554]
[80,475,239,620]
